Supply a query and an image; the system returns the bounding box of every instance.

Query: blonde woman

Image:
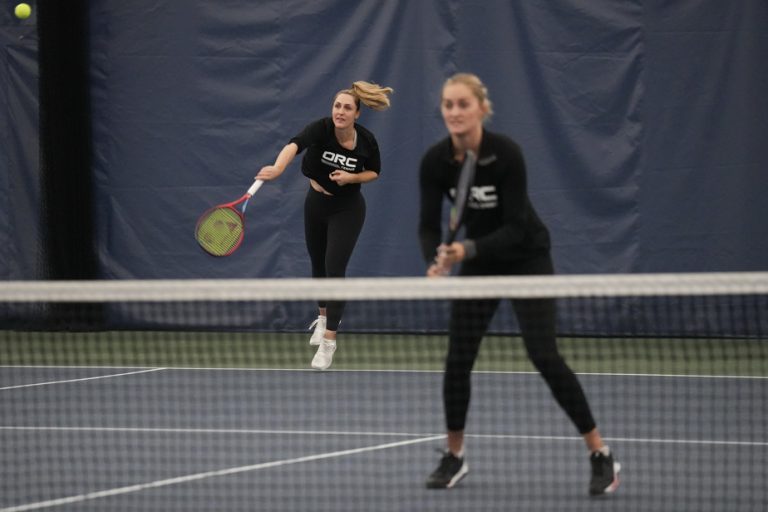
[419,73,620,495]
[257,81,393,370]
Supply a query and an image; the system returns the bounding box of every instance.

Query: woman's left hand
[329,170,353,186]
[437,242,466,266]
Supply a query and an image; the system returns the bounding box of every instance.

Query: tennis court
[2,330,767,512]
[4,3,767,511]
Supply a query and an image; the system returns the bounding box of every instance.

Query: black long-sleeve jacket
[418,129,550,270]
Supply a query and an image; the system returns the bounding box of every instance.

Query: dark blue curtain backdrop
[1,1,767,332]
[83,0,767,280]
[0,5,39,280]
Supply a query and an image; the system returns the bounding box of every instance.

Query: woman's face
[332,93,360,129]
[441,83,485,137]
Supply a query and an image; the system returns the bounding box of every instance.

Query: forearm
[418,178,444,263]
[352,170,379,184]
[272,143,298,174]
[469,225,525,258]
[418,225,442,263]
[257,143,298,181]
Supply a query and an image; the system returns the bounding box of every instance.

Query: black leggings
[304,187,366,331]
[444,254,597,434]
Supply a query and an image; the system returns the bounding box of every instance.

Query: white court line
[0,434,444,512]
[0,426,434,438]
[1,425,766,448]
[466,433,768,448]
[2,364,767,380]
[0,365,158,369]
[0,368,165,391]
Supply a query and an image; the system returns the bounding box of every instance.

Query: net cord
[1,272,768,302]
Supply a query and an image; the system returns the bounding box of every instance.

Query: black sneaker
[589,450,621,496]
[425,451,469,489]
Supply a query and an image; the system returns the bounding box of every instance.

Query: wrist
[462,239,477,260]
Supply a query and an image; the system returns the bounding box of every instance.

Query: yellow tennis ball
[15,3,32,19]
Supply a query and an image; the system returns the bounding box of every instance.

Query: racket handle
[247,179,264,196]
[435,246,451,276]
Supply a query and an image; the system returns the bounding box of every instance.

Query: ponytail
[336,81,394,111]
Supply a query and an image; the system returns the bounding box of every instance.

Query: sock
[594,445,610,457]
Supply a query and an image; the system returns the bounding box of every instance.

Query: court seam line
[1,364,766,380]
[2,425,765,447]
[0,368,166,391]
[466,433,768,447]
[0,434,445,512]
[0,426,434,437]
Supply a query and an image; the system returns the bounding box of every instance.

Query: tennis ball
[14,3,32,19]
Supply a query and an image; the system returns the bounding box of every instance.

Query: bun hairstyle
[336,81,394,111]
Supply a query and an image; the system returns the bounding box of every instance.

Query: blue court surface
[2,365,767,511]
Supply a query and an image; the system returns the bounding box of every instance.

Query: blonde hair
[336,81,394,111]
[444,73,494,120]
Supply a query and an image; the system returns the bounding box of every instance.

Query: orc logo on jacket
[450,186,498,210]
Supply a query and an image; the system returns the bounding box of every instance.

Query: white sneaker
[308,315,326,346]
[311,339,336,370]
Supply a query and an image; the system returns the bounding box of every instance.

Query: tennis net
[1,273,767,511]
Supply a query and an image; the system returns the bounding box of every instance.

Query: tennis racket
[195,179,263,256]
[434,150,477,275]
[444,149,477,245]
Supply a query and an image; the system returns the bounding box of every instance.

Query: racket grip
[435,246,451,276]
[247,179,264,196]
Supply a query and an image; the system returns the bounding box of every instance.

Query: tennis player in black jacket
[257,81,393,370]
[419,73,620,495]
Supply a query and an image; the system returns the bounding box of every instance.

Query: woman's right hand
[426,263,448,278]
[427,249,451,277]
[255,165,280,181]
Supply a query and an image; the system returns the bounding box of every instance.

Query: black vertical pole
[38,0,97,281]
[37,0,102,329]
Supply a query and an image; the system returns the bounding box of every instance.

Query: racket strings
[195,207,244,256]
